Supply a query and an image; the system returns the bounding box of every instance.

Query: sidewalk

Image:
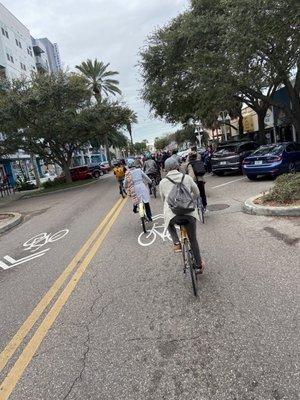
[0,192,25,210]
[0,211,22,233]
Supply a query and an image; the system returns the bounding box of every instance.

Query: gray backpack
[165,174,195,215]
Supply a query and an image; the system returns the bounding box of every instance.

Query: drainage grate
[207,204,230,211]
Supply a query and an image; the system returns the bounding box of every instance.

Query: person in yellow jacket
[113,162,127,197]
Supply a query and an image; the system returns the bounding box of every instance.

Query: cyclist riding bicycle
[185,152,207,211]
[124,159,153,221]
[113,161,127,196]
[143,154,159,180]
[143,154,160,192]
[159,157,205,274]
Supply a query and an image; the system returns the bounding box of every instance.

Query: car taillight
[267,156,282,163]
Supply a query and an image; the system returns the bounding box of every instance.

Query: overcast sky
[2,0,189,144]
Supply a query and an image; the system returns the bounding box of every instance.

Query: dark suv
[212,141,259,175]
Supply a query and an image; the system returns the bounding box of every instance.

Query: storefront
[272,87,295,142]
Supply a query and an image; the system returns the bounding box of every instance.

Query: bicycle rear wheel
[201,208,205,224]
[152,182,157,198]
[187,248,198,297]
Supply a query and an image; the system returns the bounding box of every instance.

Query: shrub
[16,178,37,192]
[42,176,66,189]
[263,173,300,204]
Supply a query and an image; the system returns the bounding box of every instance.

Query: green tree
[76,58,122,163]
[141,0,300,139]
[0,72,132,183]
[222,0,300,134]
[75,59,121,101]
[133,140,148,154]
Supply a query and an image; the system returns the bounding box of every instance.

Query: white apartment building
[0,2,64,186]
[37,38,62,72]
[0,2,36,80]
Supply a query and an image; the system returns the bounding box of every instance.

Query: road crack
[62,295,113,400]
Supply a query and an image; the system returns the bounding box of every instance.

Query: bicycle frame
[138,202,145,218]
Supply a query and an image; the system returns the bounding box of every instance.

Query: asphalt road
[0,173,299,400]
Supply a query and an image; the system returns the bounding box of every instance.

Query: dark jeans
[133,202,152,220]
[197,180,207,208]
[118,179,125,194]
[168,215,201,266]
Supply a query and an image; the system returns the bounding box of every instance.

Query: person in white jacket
[159,157,205,274]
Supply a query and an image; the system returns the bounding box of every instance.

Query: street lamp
[217,111,231,142]
[188,117,204,148]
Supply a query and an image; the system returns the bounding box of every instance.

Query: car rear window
[215,145,238,155]
[252,145,284,156]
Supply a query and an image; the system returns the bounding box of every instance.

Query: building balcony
[35,56,49,73]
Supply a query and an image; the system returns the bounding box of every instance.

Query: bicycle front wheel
[141,216,147,233]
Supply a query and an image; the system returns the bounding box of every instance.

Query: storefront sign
[264,108,274,128]
[243,114,254,132]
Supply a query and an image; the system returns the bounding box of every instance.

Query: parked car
[242,142,300,180]
[69,165,93,181]
[212,141,259,175]
[100,162,110,174]
[88,163,105,178]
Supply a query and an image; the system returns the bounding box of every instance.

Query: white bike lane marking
[0,229,69,270]
[209,177,246,189]
[138,214,178,247]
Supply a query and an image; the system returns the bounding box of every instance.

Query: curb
[0,212,22,234]
[21,177,101,199]
[243,194,300,217]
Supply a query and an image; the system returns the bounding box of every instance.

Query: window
[2,28,9,38]
[20,62,27,71]
[10,56,14,63]
[6,53,10,61]
[252,145,284,156]
[15,39,22,49]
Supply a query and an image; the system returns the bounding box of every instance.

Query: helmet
[127,159,135,168]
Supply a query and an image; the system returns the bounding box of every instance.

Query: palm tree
[126,110,138,145]
[75,59,122,102]
[76,59,122,164]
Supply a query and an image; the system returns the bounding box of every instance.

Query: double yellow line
[0,197,127,400]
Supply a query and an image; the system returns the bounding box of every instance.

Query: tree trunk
[238,114,244,137]
[61,161,72,183]
[257,110,267,144]
[103,133,111,165]
[30,153,41,188]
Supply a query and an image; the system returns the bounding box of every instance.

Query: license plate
[255,160,263,165]
[220,161,227,165]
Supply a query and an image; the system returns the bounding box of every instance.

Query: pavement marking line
[0,197,123,374]
[210,177,246,189]
[0,197,127,400]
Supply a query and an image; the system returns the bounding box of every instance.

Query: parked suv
[69,164,104,181]
[212,141,259,175]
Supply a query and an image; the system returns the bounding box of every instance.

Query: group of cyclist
[112,147,210,274]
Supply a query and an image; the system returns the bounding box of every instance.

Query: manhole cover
[207,204,230,211]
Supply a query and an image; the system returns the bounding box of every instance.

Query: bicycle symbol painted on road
[23,230,69,252]
[138,215,172,247]
[0,229,69,270]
